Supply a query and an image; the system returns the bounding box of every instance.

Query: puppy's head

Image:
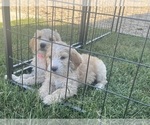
[29,29,62,54]
[46,42,82,76]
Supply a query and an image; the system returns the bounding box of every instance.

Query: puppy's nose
[51,66,58,72]
[40,43,46,48]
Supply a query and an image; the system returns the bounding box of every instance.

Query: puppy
[39,41,107,105]
[10,29,62,85]
[39,42,82,105]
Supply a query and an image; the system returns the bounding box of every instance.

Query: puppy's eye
[60,56,66,60]
[38,36,41,39]
[49,38,53,41]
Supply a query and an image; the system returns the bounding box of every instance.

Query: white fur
[39,41,107,105]
[7,29,62,85]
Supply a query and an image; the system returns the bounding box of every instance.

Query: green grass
[0,19,150,118]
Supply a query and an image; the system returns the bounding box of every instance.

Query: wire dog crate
[2,0,150,118]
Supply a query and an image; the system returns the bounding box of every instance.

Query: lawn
[0,19,150,119]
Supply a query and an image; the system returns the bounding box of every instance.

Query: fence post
[83,5,91,45]
[78,7,87,47]
[114,0,125,32]
[78,0,92,48]
[111,0,118,32]
[2,0,13,80]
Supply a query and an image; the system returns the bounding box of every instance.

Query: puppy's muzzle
[51,66,58,72]
[40,43,46,49]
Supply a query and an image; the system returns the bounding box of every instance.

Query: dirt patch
[89,7,150,38]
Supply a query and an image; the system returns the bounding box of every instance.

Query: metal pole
[79,6,87,44]
[83,6,91,46]
[2,0,13,80]
[78,1,88,47]
[111,0,118,32]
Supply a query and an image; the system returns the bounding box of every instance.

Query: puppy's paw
[12,74,19,80]
[43,95,53,105]
[95,83,105,90]
[4,74,18,80]
[38,87,48,100]
[43,95,61,105]
[4,75,7,80]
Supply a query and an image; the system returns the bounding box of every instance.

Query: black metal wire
[2,0,13,79]
[48,1,55,94]
[123,25,150,118]
[4,0,150,117]
[15,0,19,63]
[27,0,30,61]
[78,4,88,46]
[111,0,118,31]
[83,6,91,46]
[101,0,125,117]
[18,0,24,86]
[34,0,39,86]
[64,0,75,100]
[6,28,150,69]
[80,0,99,111]
[9,50,150,108]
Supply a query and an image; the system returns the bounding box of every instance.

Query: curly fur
[9,29,62,85]
[39,41,107,105]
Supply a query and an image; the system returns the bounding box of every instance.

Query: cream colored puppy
[39,42,82,104]
[10,29,62,85]
[39,41,107,105]
[78,54,107,89]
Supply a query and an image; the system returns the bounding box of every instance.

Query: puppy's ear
[29,38,37,54]
[29,30,41,53]
[54,30,62,41]
[35,30,41,38]
[70,49,82,69]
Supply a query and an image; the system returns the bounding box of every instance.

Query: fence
[1,0,150,118]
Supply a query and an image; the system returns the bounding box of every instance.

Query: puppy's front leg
[43,86,77,105]
[39,81,50,100]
